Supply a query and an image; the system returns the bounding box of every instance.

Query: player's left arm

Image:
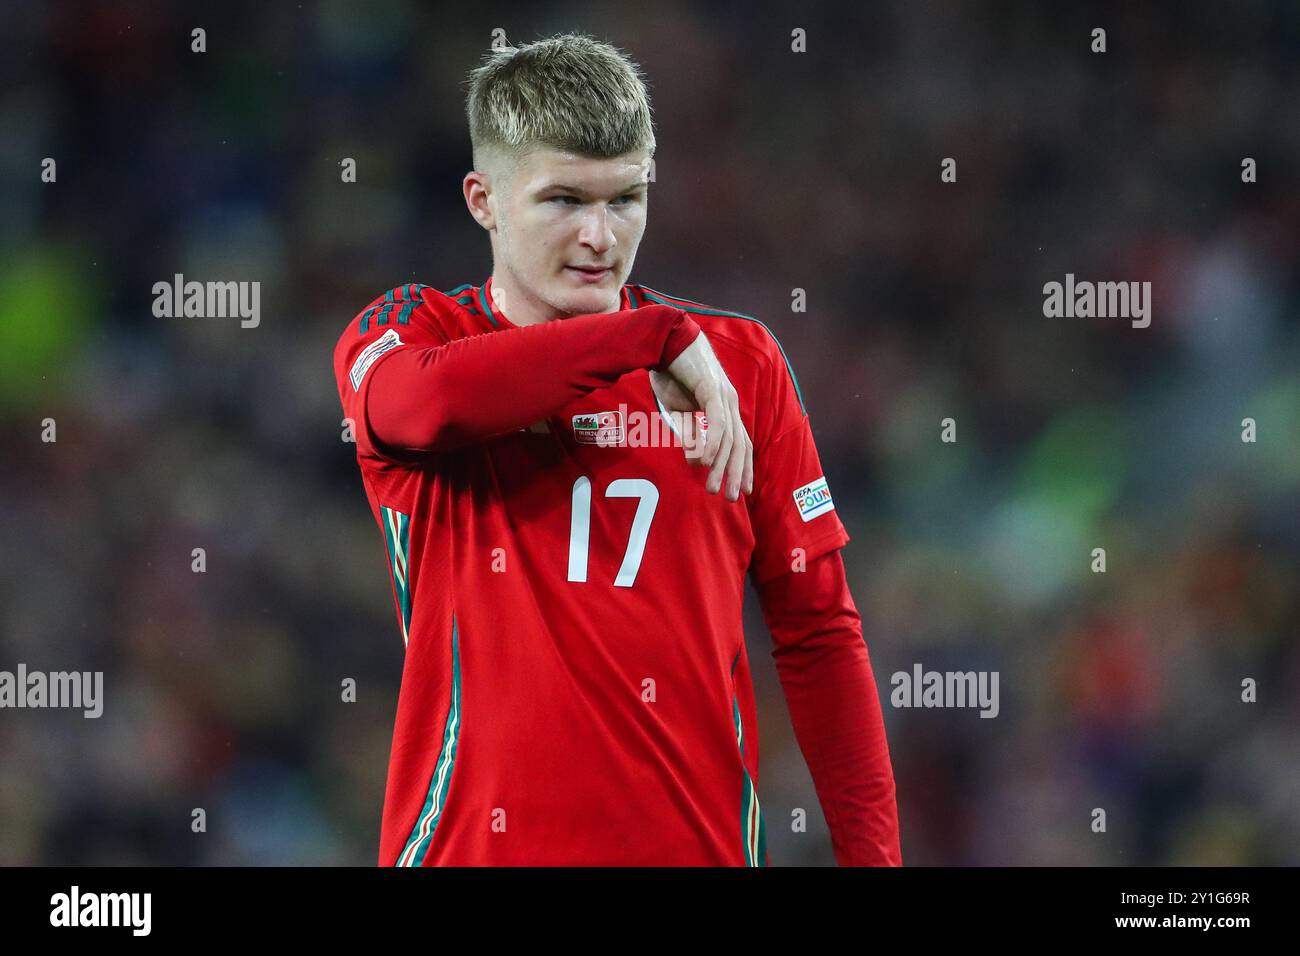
[753,548,903,867]
[745,336,902,866]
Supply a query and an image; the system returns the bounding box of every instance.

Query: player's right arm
[334,290,704,462]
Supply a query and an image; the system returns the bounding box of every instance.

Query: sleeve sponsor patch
[350,328,403,391]
[793,476,835,522]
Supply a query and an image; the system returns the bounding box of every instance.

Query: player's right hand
[655,331,754,501]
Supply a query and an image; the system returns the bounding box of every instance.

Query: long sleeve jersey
[333,277,901,865]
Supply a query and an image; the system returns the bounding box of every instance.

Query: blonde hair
[465,32,656,179]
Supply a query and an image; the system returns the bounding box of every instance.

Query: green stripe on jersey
[475,285,499,328]
[396,613,462,867]
[380,505,412,646]
[733,693,768,867]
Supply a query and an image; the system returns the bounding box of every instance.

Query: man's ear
[464,170,496,230]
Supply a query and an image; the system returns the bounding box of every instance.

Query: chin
[557,284,619,315]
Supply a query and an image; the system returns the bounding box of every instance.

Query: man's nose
[578,204,616,252]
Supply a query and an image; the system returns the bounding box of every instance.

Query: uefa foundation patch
[350,328,403,391]
[793,476,835,522]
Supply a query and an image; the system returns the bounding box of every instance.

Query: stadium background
[1,1,1296,865]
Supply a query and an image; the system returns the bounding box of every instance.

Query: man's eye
[548,195,581,205]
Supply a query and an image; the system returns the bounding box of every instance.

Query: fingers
[722,394,752,501]
[709,421,734,497]
[685,412,708,465]
[703,392,731,493]
[728,414,752,500]
[743,417,754,495]
[698,386,752,501]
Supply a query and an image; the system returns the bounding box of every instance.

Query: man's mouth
[566,265,612,281]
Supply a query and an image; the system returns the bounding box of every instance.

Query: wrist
[658,312,701,369]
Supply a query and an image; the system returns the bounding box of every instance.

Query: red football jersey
[333,277,850,865]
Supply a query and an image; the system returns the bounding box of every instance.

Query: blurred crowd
[0,1,1296,865]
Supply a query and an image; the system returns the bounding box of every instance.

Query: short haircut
[464,32,656,179]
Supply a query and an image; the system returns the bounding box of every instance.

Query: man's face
[488,146,651,317]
